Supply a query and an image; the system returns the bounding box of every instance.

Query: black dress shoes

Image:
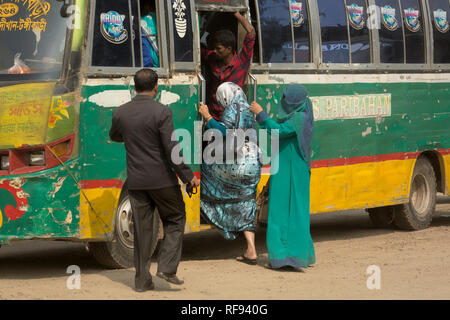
[135,280,155,292]
[156,272,184,285]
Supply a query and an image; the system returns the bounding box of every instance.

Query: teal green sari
[256,84,315,269]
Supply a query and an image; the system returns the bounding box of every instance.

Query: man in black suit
[109,68,199,292]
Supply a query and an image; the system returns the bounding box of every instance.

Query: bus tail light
[0,133,75,176]
[29,151,46,166]
[1,155,9,170]
[50,141,70,158]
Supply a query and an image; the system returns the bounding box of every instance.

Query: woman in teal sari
[250,84,315,269]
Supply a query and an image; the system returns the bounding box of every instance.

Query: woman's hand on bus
[190,176,200,188]
[250,101,263,115]
[199,102,212,121]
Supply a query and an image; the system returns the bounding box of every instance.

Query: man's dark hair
[213,29,236,52]
[141,0,156,16]
[134,68,158,93]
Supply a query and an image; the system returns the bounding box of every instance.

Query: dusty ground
[0,196,449,300]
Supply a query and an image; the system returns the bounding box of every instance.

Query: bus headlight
[29,151,46,166]
[0,155,9,170]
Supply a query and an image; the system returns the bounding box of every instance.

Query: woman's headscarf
[279,84,314,171]
[216,82,254,130]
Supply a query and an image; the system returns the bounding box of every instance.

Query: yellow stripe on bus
[79,188,120,239]
[77,157,423,238]
[445,154,450,195]
[310,159,415,213]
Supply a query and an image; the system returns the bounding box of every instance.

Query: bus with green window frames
[0,0,449,268]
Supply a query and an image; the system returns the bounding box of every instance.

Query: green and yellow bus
[0,0,449,268]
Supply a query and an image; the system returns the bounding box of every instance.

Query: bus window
[401,0,425,64]
[141,0,160,67]
[428,0,450,64]
[347,0,371,63]
[258,0,293,63]
[291,0,311,63]
[0,0,69,81]
[376,0,404,63]
[91,0,140,67]
[171,0,193,62]
[318,0,350,63]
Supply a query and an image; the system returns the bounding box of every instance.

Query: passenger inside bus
[140,0,160,68]
[199,11,256,120]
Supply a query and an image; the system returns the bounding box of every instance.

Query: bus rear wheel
[89,189,161,269]
[393,157,437,231]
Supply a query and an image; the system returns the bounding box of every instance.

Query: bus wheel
[366,206,395,228]
[89,189,161,269]
[393,157,437,230]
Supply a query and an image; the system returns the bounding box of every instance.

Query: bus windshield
[0,0,69,82]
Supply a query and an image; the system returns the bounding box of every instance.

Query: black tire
[366,206,396,228]
[89,186,161,269]
[393,157,437,230]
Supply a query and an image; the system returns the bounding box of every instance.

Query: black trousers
[128,185,186,287]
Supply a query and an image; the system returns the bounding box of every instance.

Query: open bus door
[193,0,264,227]
[195,0,257,101]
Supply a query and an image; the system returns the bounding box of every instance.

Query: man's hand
[234,11,255,36]
[190,176,200,188]
[233,11,243,19]
[250,101,263,115]
[199,102,212,120]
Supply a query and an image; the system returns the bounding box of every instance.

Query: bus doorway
[194,1,263,238]
[198,10,239,112]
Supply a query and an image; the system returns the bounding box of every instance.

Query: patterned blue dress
[200,86,262,240]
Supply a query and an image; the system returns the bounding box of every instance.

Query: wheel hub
[411,174,430,217]
[116,198,134,249]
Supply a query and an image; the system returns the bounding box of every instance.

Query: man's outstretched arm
[234,11,255,37]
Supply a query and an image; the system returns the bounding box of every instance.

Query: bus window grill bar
[344,0,353,64]
[288,0,296,63]
[253,0,263,65]
[249,73,257,102]
[137,0,144,68]
[198,73,206,103]
[128,0,136,67]
[398,0,407,64]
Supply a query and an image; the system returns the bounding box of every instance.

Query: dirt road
[1,196,450,300]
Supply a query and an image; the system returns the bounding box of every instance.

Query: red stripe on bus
[80,179,124,189]
[311,149,450,169]
[311,152,420,168]
[81,149,449,185]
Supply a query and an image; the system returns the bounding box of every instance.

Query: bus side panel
[0,82,81,244]
[255,80,450,213]
[78,79,201,237]
[0,161,82,244]
[163,81,202,233]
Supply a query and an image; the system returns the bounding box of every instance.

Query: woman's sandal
[236,255,257,265]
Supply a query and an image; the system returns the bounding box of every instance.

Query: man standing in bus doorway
[109,69,199,292]
[202,11,256,120]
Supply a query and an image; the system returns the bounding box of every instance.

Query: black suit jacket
[109,94,194,190]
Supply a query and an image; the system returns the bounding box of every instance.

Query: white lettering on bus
[311,94,391,121]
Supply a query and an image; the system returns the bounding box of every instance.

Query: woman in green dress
[249,84,315,269]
